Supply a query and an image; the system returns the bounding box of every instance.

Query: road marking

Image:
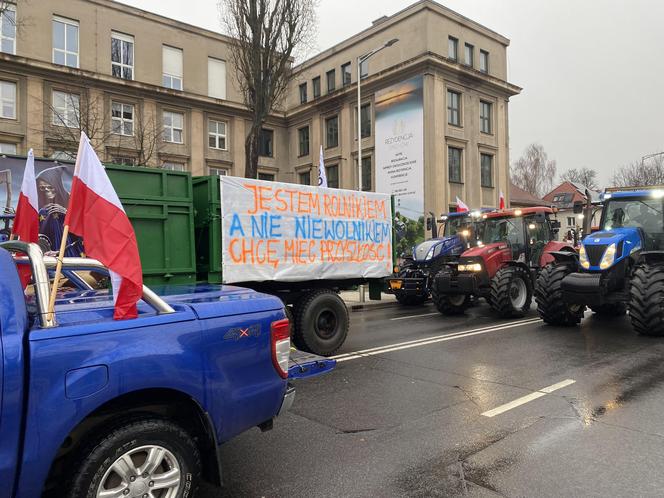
[332,317,542,362]
[481,379,576,418]
[390,312,440,321]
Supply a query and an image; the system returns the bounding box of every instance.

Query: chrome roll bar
[1,241,175,329]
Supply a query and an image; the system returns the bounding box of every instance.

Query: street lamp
[356,38,398,191]
[641,152,664,166]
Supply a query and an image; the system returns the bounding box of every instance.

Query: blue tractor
[535,189,664,333]
[387,210,488,305]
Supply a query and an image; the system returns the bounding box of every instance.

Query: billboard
[374,76,425,253]
[219,176,393,283]
[0,156,84,255]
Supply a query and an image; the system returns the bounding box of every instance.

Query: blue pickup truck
[0,241,333,498]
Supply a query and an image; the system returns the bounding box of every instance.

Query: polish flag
[499,190,506,210]
[318,145,328,188]
[65,133,143,320]
[456,197,469,213]
[12,149,39,244]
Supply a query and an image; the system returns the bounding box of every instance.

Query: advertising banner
[374,76,425,253]
[219,176,393,283]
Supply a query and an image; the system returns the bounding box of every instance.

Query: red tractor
[431,207,575,317]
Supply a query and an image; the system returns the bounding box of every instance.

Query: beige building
[0,0,520,215]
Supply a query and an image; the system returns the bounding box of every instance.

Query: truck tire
[590,303,627,317]
[489,266,532,318]
[431,269,471,315]
[67,418,201,498]
[294,289,349,356]
[535,264,585,326]
[630,263,664,336]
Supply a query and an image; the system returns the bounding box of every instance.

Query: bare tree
[221,0,317,178]
[612,155,664,187]
[560,167,599,190]
[511,143,557,198]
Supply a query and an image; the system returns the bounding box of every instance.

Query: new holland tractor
[431,207,573,317]
[387,210,488,305]
[535,189,664,333]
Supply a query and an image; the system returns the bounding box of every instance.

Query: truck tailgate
[288,349,336,379]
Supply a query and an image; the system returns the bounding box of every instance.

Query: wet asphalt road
[202,300,664,497]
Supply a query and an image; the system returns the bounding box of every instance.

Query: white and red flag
[12,149,39,244]
[499,190,506,210]
[65,132,143,320]
[455,197,469,213]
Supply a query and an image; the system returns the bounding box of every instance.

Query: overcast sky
[118,0,664,187]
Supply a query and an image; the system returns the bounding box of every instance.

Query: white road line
[481,379,576,418]
[390,312,440,321]
[332,317,542,362]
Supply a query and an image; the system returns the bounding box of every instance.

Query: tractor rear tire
[629,263,664,336]
[294,289,349,356]
[489,266,532,318]
[535,264,585,326]
[431,269,471,315]
[590,303,627,317]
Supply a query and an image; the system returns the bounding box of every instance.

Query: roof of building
[543,181,601,208]
[509,182,548,207]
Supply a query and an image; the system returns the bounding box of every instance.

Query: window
[299,83,307,104]
[208,58,227,99]
[448,147,462,183]
[355,103,371,139]
[447,90,461,126]
[326,164,339,188]
[50,150,74,161]
[299,170,311,185]
[448,36,458,61]
[111,102,133,136]
[326,69,335,92]
[258,172,275,182]
[341,62,351,86]
[567,217,575,227]
[209,167,228,176]
[480,101,492,134]
[480,153,493,188]
[162,46,183,90]
[162,111,183,143]
[312,76,321,98]
[0,80,16,119]
[1,4,16,54]
[111,156,135,166]
[52,90,79,128]
[111,32,134,80]
[298,126,309,157]
[0,142,16,154]
[360,59,368,79]
[208,119,227,150]
[259,128,273,157]
[325,115,339,148]
[464,43,474,67]
[162,161,185,172]
[53,16,79,68]
[480,50,489,73]
[360,156,371,191]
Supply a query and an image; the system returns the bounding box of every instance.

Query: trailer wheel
[67,418,201,498]
[590,303,627,317]
[431,269,470,315]
[294,289,349,356]
[535,264,585,326]
[490,266,532,318]
[630,263,664,336]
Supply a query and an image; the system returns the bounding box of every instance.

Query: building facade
[0,0,520,215]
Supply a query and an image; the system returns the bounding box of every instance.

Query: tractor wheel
[431,268,471,315]
[489,266,532,318]
[395,292,427,306]
[590,303,627,317]
[629,263,664,336]
[535,264,585,326]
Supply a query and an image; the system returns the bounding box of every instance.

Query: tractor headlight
[461,229,470,237]
[599,243,616,270]
[458,262,482,272]
[579,245,590,269]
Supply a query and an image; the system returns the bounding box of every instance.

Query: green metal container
[105,164,196,285]
[192,176,222,283]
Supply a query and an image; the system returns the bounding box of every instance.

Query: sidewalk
[339,290,398,311]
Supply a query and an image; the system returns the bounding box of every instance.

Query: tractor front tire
[630,263,664,336]
[431,269,471,315]
[395,292,428,306]
[535,264,585,326]
[489,266,532,318]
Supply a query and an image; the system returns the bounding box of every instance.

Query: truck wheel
[535,264,585,326]
[295,289,349,356]
[431,269,470,315]
[395,292,427,306]
[489,266,532,318]
[284,304,305,350]
[630,263,664,336]
[67,418,201,498]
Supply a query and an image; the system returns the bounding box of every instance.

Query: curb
[347,301,399,312]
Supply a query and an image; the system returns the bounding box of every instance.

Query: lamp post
[356,38,398,191]
[641,152,664,166]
